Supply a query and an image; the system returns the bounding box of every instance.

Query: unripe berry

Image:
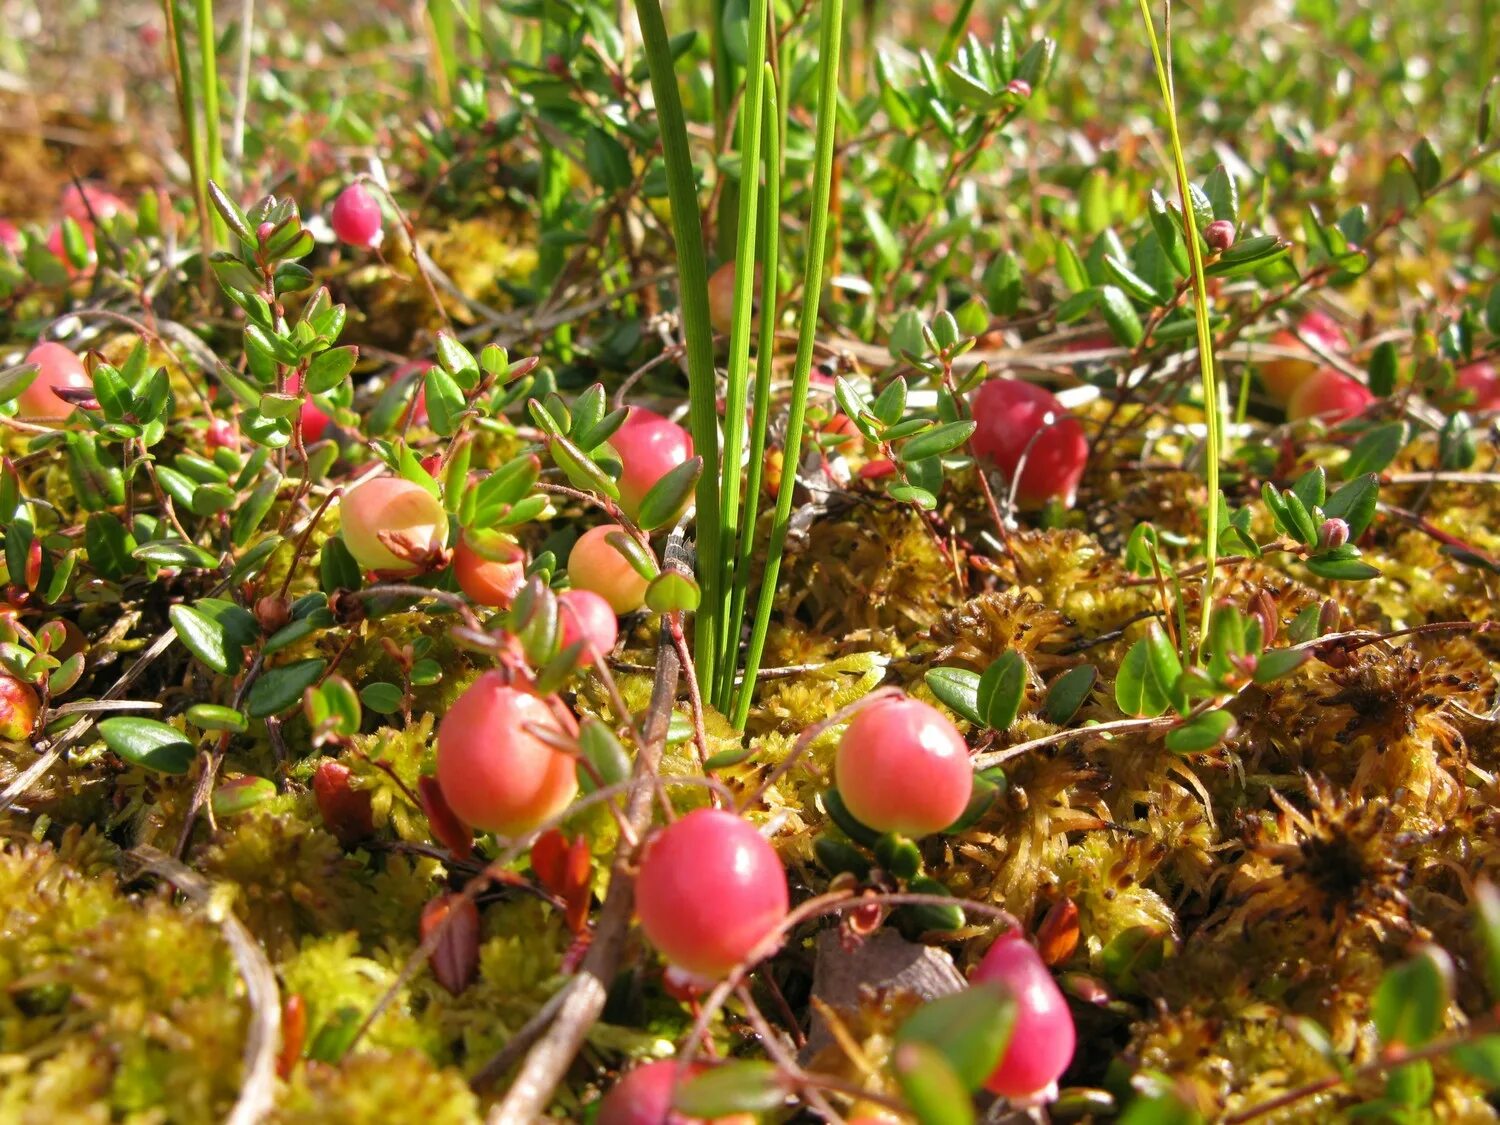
[436,673,579,836]
[0,220,19,254]
[835,694,973,837]
[0,673,39,741]
[970,379,1088,508]
[453,536,526,608]
[1204,219,1236,252]
[635,808,789,979]
[338,476,449,575]
[707,260,739,337]
[568,524,649,614]
[330,183,383,248]
[1457,362,1500,411]
[1286,368,1374,425]
[312,759,375,847]
[1258,312,1347,403]
[558,588,618,666]
[597,1059,753,1125]
[1006,78,1032,98]
[613,408,694,520]
[18,342,92,420]
[972,931,1075,1101]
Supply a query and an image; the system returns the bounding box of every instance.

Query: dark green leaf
[169,603,241,675]
[97,717,196,774]
[1324,473,1379,536]
[305,345,358,394]
[977,651,1027,731]
[1045,664,1097,724]
[1368,341,1398,397]
[1373,945,1451,1048]
[1164,708,1235,753]
[900,420,975,462]
[1253,648,1307,684]
[133,540,222,570]
[247,658,327,718]
[673,1062,786,1117]
[637,456,702,530]
[1343,422,1406,479]
[925,667,984,726]
[360,681,404,714]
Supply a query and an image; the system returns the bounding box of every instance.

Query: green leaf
[1305,551,1380,581]
[549,432,619,500]
[900,420,976,462]
[0,361,39,407]
[977,651,1027,731]
[1324,473,1379,537]
[305,675,361,737]
[305,345,358,394]
[1454,1036,1500,1086]
[673,1061,786,1117]
[423,366,466,437]
[1292,466,1326,511]
[646,570,700,613]
[360,681,403,714]
[1342,421,1406,479]
[169,603,241,675]
[186,703,249,733]
[925,667,984,726]
[247,658,327,718]
[1476,882,1500,1002]
[577,717,630,792]
[1164,708,1235,753]
[1056,238,1088,293]
[1253,648,1307,684]
[1368,340,1398,397]
[1116,627,1175,718]
[1098,284,1145,347]
[133,540,222,570]
[435,332,478,379]
[1373,945,1452,1049]
[895,983,1016,1091]
[893,1042,974,1125]
[1411,137,1442,195]
[85,512,138,579]
[1045,664,1097,724]
[1203,164,1238,221]
[97,717,196,774]
[637,456,702,530]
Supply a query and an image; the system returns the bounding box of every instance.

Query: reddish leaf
[420,893,480,996]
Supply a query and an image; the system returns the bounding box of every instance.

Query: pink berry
[597,1059,752,1125]
[1458,362,1500,411]
[436,674,579,836]
[206,417,239,451]
[1286,368,1374,425]
[568,524,649,614]
[972,931,1076,1101]
[338,476,450,575]
[558,588,619,666]
[0,673,39,741]
[1298,309,1346,352]
[635,808,789,979]
[970,379,1089,508]
[46,221,95,275]
[613,408,693,520]
[18,342,92,420]
[60,183,126,222]
[835,694,972,837]
[330,183,383,248]
[283,371,332,443]
[453,536,526,608]
[0,220,19,254]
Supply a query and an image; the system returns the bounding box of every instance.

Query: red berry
[1259,312,1346,404]
[613,408,694,521]
[285,372,332,443]
[436,673,579,836]
[206,417,239,451]
[338,476,449,575]
[0,220,20,254]
[568,525,649,614]
[312,759,375,847]
[972,931,1075,1101]
[18,343,92,421]
[558,588,619,667]
[835,694,972,837]
[330,183,383,248]
[635,809,789,979]
[1298,309,1346,351]
[1286,368,1374,425]
[0,673,39,741]
[453,536,526,608]
[60,183,126,222]
[970,379,1088,508]
[1204,219,1236,251]
[420,893,480,995]
[597,1059,752,1125]
[1457,362,1500,411]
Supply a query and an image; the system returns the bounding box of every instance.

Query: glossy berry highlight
[970,378,1089,508]
[18,342,92,421]
[338,476,449,575]
[971,930,1076,1101]
[1286,368,1374,425]
[568,524,649,614]
[330,183,383,248]
[613,408,693,521]
[635,808,789,979]
[435,673,579,836]
[0,673,39,742]
[835,694,972,837]
[452,536,526,608]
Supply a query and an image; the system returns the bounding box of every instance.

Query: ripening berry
[707,260,739,337]
[597,1059,754,1125]
[1457,362,1500,411]
[18,342,92,420]
[330,183,383,248]
[312,759,375,847]
[61,183,126,222]
[453,536,526,608]
[568,524,649,614]
[338,476,450,575]
[835,694,973,837]
[206,417,239,451]
[436,673,579,836]
[972,931,1076,1101]
[1286,368,1374,425]
[970,379,1089,508]
[0,220,20,254]
[558,588,618,666]
[1204,219,1236,252]
[0,673,39,741]
[613,408,694,520]
[635,808,790,979]
[285,372,332,443]
[1258,311,1347,403]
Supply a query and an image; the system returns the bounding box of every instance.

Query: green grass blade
[720,66,781,720]
[632,0,724,692]
[733,0,844,730]
[713,0,771,707]
[1135,0,1221,661]
[195,0,226,247]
